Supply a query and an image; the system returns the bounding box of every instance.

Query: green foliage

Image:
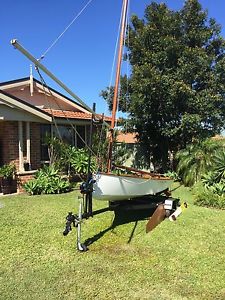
[176,139,221,186]
[212,149,225,182]
[92,129,109,171]
[43,136,76,175]
[193,146,225,209]
[114,142,133,167]
[194,182,225,209]
[23,179,42,195]
[92,128,134,172]
[43,135,65,167]
[70,148,97,175]
[201,171,216,187]
[209,181,225,196]
[101,0,225,168]
[43,136,98,176]
[0,164,16,179]
[23,165,71,195]
[164,170,180,181]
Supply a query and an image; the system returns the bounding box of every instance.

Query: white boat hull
[93,173,172,201]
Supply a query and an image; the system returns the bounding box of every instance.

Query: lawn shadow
[83,203,158,247]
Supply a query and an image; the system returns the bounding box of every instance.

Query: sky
[1,0,225,116]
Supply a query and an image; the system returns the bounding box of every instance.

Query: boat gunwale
[96,172,172,181]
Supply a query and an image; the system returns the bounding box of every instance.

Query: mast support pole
[10,39,109,128]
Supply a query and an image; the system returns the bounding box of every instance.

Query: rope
[39,0,94,60]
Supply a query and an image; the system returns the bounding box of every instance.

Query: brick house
[0,77,108,192]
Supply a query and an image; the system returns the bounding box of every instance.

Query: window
[40,124,51,161]
[53,125,74,145]
[76,125,86,148]
[40,124,88,161]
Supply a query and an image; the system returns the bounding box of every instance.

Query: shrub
[201,171,216,187]
[23,166,71,195]
[0,164,16,179]
[193,182,225,209]
[70,148,97,176]
[213,150,225,182]
[23,179,42,195]
[176,139,222,186]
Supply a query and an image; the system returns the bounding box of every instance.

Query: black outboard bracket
[80,177,95,194]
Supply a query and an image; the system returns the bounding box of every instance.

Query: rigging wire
[125,0,131,133]
[35,66,99,158]
[36,67,62,140]
[39,0,94,60]
[113,0,130,129]
[34,0,130,170]
[96,3,124,162]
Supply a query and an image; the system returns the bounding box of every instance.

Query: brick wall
[0,121,19,168]
[0,121,42,193]
[30,123,41,170]
[0,121,42,171]
[17,172,36,193]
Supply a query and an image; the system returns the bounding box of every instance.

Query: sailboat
[11,0,172,203]
[92,0,172,201]
[10,1,184,250]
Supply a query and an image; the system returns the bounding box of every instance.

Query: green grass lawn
[0,184,225,300]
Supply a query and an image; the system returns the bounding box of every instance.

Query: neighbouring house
[116,131,155,171]
[0,77,109,192]
[212,134,225,142]
[116,131,138,167]
[115,131,152,170]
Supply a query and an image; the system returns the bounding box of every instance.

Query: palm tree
[213,149,225,182]
[176,139,222,186]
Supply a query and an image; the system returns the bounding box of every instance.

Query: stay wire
[39,0,94,60]
[35,67,99,159]
[36,67,62,140]
[114,0,129,129]
[125,0,131,133]
[95,7,123,169]
[96,5,124,164]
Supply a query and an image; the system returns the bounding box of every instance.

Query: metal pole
[77,197,87,252]
[10,39,109,128]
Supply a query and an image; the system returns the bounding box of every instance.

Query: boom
[10,39,109,128]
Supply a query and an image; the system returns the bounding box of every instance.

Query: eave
[0,89,52,122]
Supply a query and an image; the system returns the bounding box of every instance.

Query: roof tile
[42,109,111,122]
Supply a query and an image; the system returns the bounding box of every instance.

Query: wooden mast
[107,0,129,172]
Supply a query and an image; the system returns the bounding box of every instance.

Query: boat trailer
[63,176,186,252]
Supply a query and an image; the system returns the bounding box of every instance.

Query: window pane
[76,125,86,148]
[53,125,74,145]
[40,124,51,161]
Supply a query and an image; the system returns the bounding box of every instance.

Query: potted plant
[0,164,16,194]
